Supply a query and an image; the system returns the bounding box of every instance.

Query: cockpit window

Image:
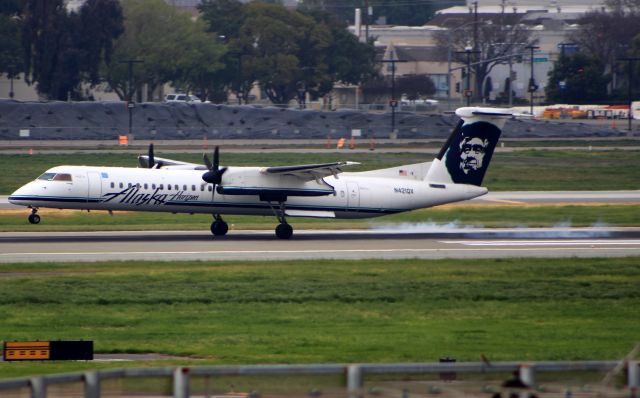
[52,173,72,181]
[38,173,72,182]
[37,173,56,181]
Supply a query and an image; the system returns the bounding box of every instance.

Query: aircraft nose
[8,183,32,204]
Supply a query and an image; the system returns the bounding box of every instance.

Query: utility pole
[526,45,540,115]
[364,0,370,42]
[618,57,640,132]
[456,47,480,106]
[381,58,407,137]
[119,59,144,138]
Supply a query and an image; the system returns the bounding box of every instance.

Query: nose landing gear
[28,208,40,224]
[210,214,229,236]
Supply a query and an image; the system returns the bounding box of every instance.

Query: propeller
[147,143,155,168]
[138,143,157,169]
[202,146,227,188]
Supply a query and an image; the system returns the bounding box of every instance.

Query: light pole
[526,45,540,115]
[618,57,640,132]
[446,20,486,109]
[381,58,408,137]
[119,59,144,138]
[456,46,480,107]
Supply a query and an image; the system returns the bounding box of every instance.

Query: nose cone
[8,183,33,205]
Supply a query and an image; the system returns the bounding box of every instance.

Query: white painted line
[442,240,640,246]
[3,247,640,257]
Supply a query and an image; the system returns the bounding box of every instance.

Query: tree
[303,9,378,97]
[434,14,536,104]
[104,0,225,101]
[545,53,610,104]
[21,0,123,100]
[0,0,23,83]
[76,0,123,85]
[396,74,435,100]
[569,3,640,96]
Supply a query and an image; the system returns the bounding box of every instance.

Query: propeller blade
[213,146,220,171]
[148,143,155,169]
[203,153,212,170]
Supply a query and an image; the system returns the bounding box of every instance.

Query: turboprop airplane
[10,107,514,239]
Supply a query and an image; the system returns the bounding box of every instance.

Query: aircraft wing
[261,161,359,181]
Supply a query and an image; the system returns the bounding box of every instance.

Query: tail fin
[426,107,514,186]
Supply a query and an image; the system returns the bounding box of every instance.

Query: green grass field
[0,257,638,379]
[2,204,639,231]
[1,149,639,194]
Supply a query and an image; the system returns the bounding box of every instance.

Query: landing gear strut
[210,214,228,236]
[270,201,293,239]
[28,208,40,225]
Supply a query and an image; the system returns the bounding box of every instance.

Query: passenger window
[167,185,171,191]
[52,173,72,182]
[200,185,204,192]
[159,184,164,189]
[128,183,132,188]
[175,184,179,190]
[144,183,148,189]
[110,182,114,188]
[192,185,196,191]
[152,184,156,189]
[119,182,123,188]
[183,185,187,191]
[208,186,212,192]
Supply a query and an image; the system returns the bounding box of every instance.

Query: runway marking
[442,240,640,246]
[3,247,640,257]
[479,198,527,205]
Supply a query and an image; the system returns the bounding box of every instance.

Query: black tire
[28,214,41,224]
[211,220,229,236]
[275,223,293,239]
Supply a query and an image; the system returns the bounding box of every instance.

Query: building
[349,2,609,108]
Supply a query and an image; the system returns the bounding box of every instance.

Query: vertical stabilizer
[426,107,513,186]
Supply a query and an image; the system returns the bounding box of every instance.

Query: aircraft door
[346,182,360,209]
[87,171,102,202]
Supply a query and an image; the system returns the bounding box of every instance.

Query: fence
[0,361,637,398]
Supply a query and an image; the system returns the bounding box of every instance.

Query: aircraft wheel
[211,220,229,236]
[275,223,293,239]
[28,214,41,224]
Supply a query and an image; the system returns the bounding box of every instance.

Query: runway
[1,227,639,263]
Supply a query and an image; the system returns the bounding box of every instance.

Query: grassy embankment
[0,257,638,379]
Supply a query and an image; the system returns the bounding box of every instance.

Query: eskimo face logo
[459,136,489,174]
[444,120,501,186]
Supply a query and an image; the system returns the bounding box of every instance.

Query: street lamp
[119,59,144,138]
[455,46,480,107]
[381,57,408,138]
[526,45,540,115]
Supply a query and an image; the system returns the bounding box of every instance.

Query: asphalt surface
[1,228,639,263]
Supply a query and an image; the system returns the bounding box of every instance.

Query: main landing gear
[28,208,40,224]
[210,214,229,236]
[271,201,293,240]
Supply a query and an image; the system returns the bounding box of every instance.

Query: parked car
[164,93,202,103]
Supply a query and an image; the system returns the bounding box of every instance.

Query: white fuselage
[9,165,488,219]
